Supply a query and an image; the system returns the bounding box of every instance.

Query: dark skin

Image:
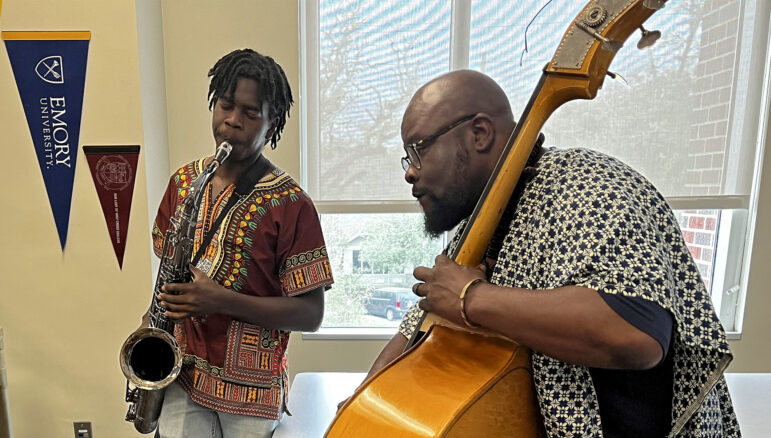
[413,255,662,369]
[146,77,324,332]
[160,265,324,331]
[363,70,664,384]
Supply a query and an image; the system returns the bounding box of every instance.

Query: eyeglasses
[401,114,476,171]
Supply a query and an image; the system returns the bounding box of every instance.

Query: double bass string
[520,0,554,66]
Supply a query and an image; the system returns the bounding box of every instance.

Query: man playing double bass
[359,70,740,437]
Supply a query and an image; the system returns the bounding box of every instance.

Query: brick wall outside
[686,0,740,196]
[677,209,720,291]
[680,0,741,291]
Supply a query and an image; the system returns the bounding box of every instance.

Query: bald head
[400,71,519,235]
[402,70,514,136]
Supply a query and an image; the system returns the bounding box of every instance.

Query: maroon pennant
[83,145,140,269]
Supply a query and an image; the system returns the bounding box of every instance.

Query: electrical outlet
[73,421,93,438]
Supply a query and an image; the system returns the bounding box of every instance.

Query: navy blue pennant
[3,31,91,250]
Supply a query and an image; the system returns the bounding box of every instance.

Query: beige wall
[161,0,300,177]
[0,1,769,437]
[0,1,152,438]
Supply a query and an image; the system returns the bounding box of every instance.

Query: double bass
[327,1,669,436]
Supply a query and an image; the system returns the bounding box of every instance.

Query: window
[301,0,770,336]
[318,213,444,331]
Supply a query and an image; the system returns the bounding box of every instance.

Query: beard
[422,148,482,238]
[422,190,478,238]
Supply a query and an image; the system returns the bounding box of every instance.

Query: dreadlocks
[207,49,293,149]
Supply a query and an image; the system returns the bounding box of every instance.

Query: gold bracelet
[459,278,485,328]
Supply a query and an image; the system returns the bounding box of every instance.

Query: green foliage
[323,271,370,326]
[319,213,442,327]
[359,215,441,274]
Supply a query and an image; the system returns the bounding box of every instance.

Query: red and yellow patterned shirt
[152,158,333,419]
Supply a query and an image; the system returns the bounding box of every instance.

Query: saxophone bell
[119,327,182,390]
[119,327,182,434]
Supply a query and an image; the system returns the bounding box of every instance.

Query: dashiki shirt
[153,157,333,419]
[400,148,740,437]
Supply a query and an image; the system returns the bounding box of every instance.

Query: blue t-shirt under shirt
[591,293,674,438]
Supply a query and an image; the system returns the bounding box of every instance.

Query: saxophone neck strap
[191,155,272,266]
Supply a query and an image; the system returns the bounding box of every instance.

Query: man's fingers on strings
[413,265,432,281]
[412,282,427,297]
[435,254,452,265]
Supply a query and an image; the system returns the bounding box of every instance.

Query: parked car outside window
[364,287,416,321]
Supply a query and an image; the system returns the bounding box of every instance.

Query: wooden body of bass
[326,324,543,437]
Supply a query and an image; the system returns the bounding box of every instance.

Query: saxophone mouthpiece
[213,142,233,165]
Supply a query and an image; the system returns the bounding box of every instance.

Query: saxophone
[119,142,232,434]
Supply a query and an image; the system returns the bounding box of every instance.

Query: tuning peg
[607,71,629,87]
[637,25,661,49]
[575,20,623,53]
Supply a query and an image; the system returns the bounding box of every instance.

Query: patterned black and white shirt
[400,147,740,437]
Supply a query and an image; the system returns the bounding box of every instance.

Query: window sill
[726,331,741,341]
[301,327,397,340]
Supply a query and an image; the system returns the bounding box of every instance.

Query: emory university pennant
[3,31,91,250]
[83,146,140,269]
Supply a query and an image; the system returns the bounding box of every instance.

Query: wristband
[459,278,485,328]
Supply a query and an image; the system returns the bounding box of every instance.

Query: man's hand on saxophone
[157,263,326,332]
[157,264,225,322]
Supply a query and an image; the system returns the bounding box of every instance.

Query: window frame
[300,0,771,339]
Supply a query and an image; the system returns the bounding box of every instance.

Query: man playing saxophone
[141,48,333,438]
